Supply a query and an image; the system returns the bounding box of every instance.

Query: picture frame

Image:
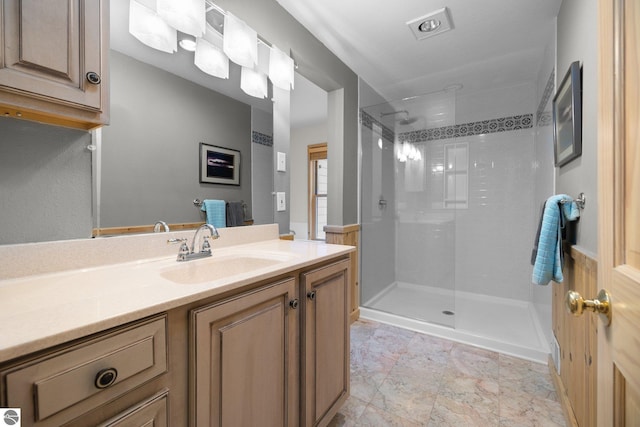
[199,143,240,185]
[552,61,582,167]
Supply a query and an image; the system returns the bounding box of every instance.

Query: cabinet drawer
[98,390,168,427]
[1,316,167,427]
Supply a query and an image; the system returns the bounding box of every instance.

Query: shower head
[380,110,409,118]
[399,116,418,125]
[380,110,419,126]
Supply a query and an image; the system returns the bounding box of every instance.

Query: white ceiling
[275,0,562,102]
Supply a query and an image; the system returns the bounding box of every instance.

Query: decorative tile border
[360,110,395,142]
[536,69,555,127]
[252,131,273,147]
[398,114,533,143]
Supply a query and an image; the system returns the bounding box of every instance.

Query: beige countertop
[0,236,354,363]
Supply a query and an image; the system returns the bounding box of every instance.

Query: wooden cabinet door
[190,278,299,427]
[302,259,350,427]
[0,0,108,126]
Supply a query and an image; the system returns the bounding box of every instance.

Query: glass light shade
[257,42,271,76]
[223,13,258,68]
[240,67,268,98]
[195,38,229,79]
[129,0,177,53]
[157,0,205,37]
[268,46,294,90]
[202,22,223,48]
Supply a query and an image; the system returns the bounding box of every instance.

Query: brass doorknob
[565,289,612,326]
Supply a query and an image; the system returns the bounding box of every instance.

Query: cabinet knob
[94,367,118,389]
[86,71,102,85]
[307,291,316,301]
[289,299,299,309]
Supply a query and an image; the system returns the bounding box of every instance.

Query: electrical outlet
[276,192,286,211]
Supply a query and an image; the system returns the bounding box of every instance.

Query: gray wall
[251,108,274,225]
[100,51,252,228]
[0,118,93,244]
[215,0,359,227]
[556,0,598,254]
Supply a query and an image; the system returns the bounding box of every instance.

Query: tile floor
[329,319,566,426]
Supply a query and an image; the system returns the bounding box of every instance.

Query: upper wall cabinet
[0,0,109,130]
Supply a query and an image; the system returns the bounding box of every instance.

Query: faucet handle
[201,237,212,254]
[167,238,187,245]
[177,241,190,261]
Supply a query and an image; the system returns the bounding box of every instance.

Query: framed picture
[199,143,240,185]
[552,61,582,167]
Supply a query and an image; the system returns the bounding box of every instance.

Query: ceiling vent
[407,7,453,41]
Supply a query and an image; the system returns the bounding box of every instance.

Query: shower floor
[362,281,550,363]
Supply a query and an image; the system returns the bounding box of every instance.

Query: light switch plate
[277,152,286,172]
[276,192,286,211]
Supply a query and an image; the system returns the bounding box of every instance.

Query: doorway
[308,143,327,240]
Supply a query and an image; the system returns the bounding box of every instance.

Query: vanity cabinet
[0,0,109,129]
[0,246,353,427]
[190,257,350,427]
[0,316,168,427]
[302,259,350,427]
[190,277,299,427]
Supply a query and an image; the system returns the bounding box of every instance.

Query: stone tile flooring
[329,319,566,426]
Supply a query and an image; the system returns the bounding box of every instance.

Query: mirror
[0,0,348,245]
[98,50,263,231]
[0,3,277,245]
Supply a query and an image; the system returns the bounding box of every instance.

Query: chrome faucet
[176,224,220,262]
[153,220,170,232]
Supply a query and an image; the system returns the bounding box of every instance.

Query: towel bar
[194,198,247,209]
[560,192,586,209]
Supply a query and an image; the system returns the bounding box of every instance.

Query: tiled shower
[359,81,553,362]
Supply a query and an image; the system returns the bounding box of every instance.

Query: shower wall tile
[251,130,273,146]
[454,129,536,300]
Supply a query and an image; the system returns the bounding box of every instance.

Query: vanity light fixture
[240,66,268,98]
[128,0,296,99]
[157,0,206,38]
[129,0,177,53]
[223,12,258,68]
[269,45,295,91]
[179,37,197,52]
[407,7,453,41]
[194,23,229,78]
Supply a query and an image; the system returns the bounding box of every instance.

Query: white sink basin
[160,250,299,284]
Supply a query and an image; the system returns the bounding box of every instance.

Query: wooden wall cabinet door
[302,259,350,427]
[190,278,299,427]
[0,0,109,129]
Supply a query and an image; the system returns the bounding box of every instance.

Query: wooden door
[302,259,350,427]
[597,0,640,424]
[308,143,328,240]
[190,278,299,427]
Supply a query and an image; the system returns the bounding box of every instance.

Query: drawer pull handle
[95,368,118,389]
[289,299,299,309]
[307,291,316,301]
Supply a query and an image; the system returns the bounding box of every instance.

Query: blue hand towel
[201,199,226,228]
[532,194,580,285]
